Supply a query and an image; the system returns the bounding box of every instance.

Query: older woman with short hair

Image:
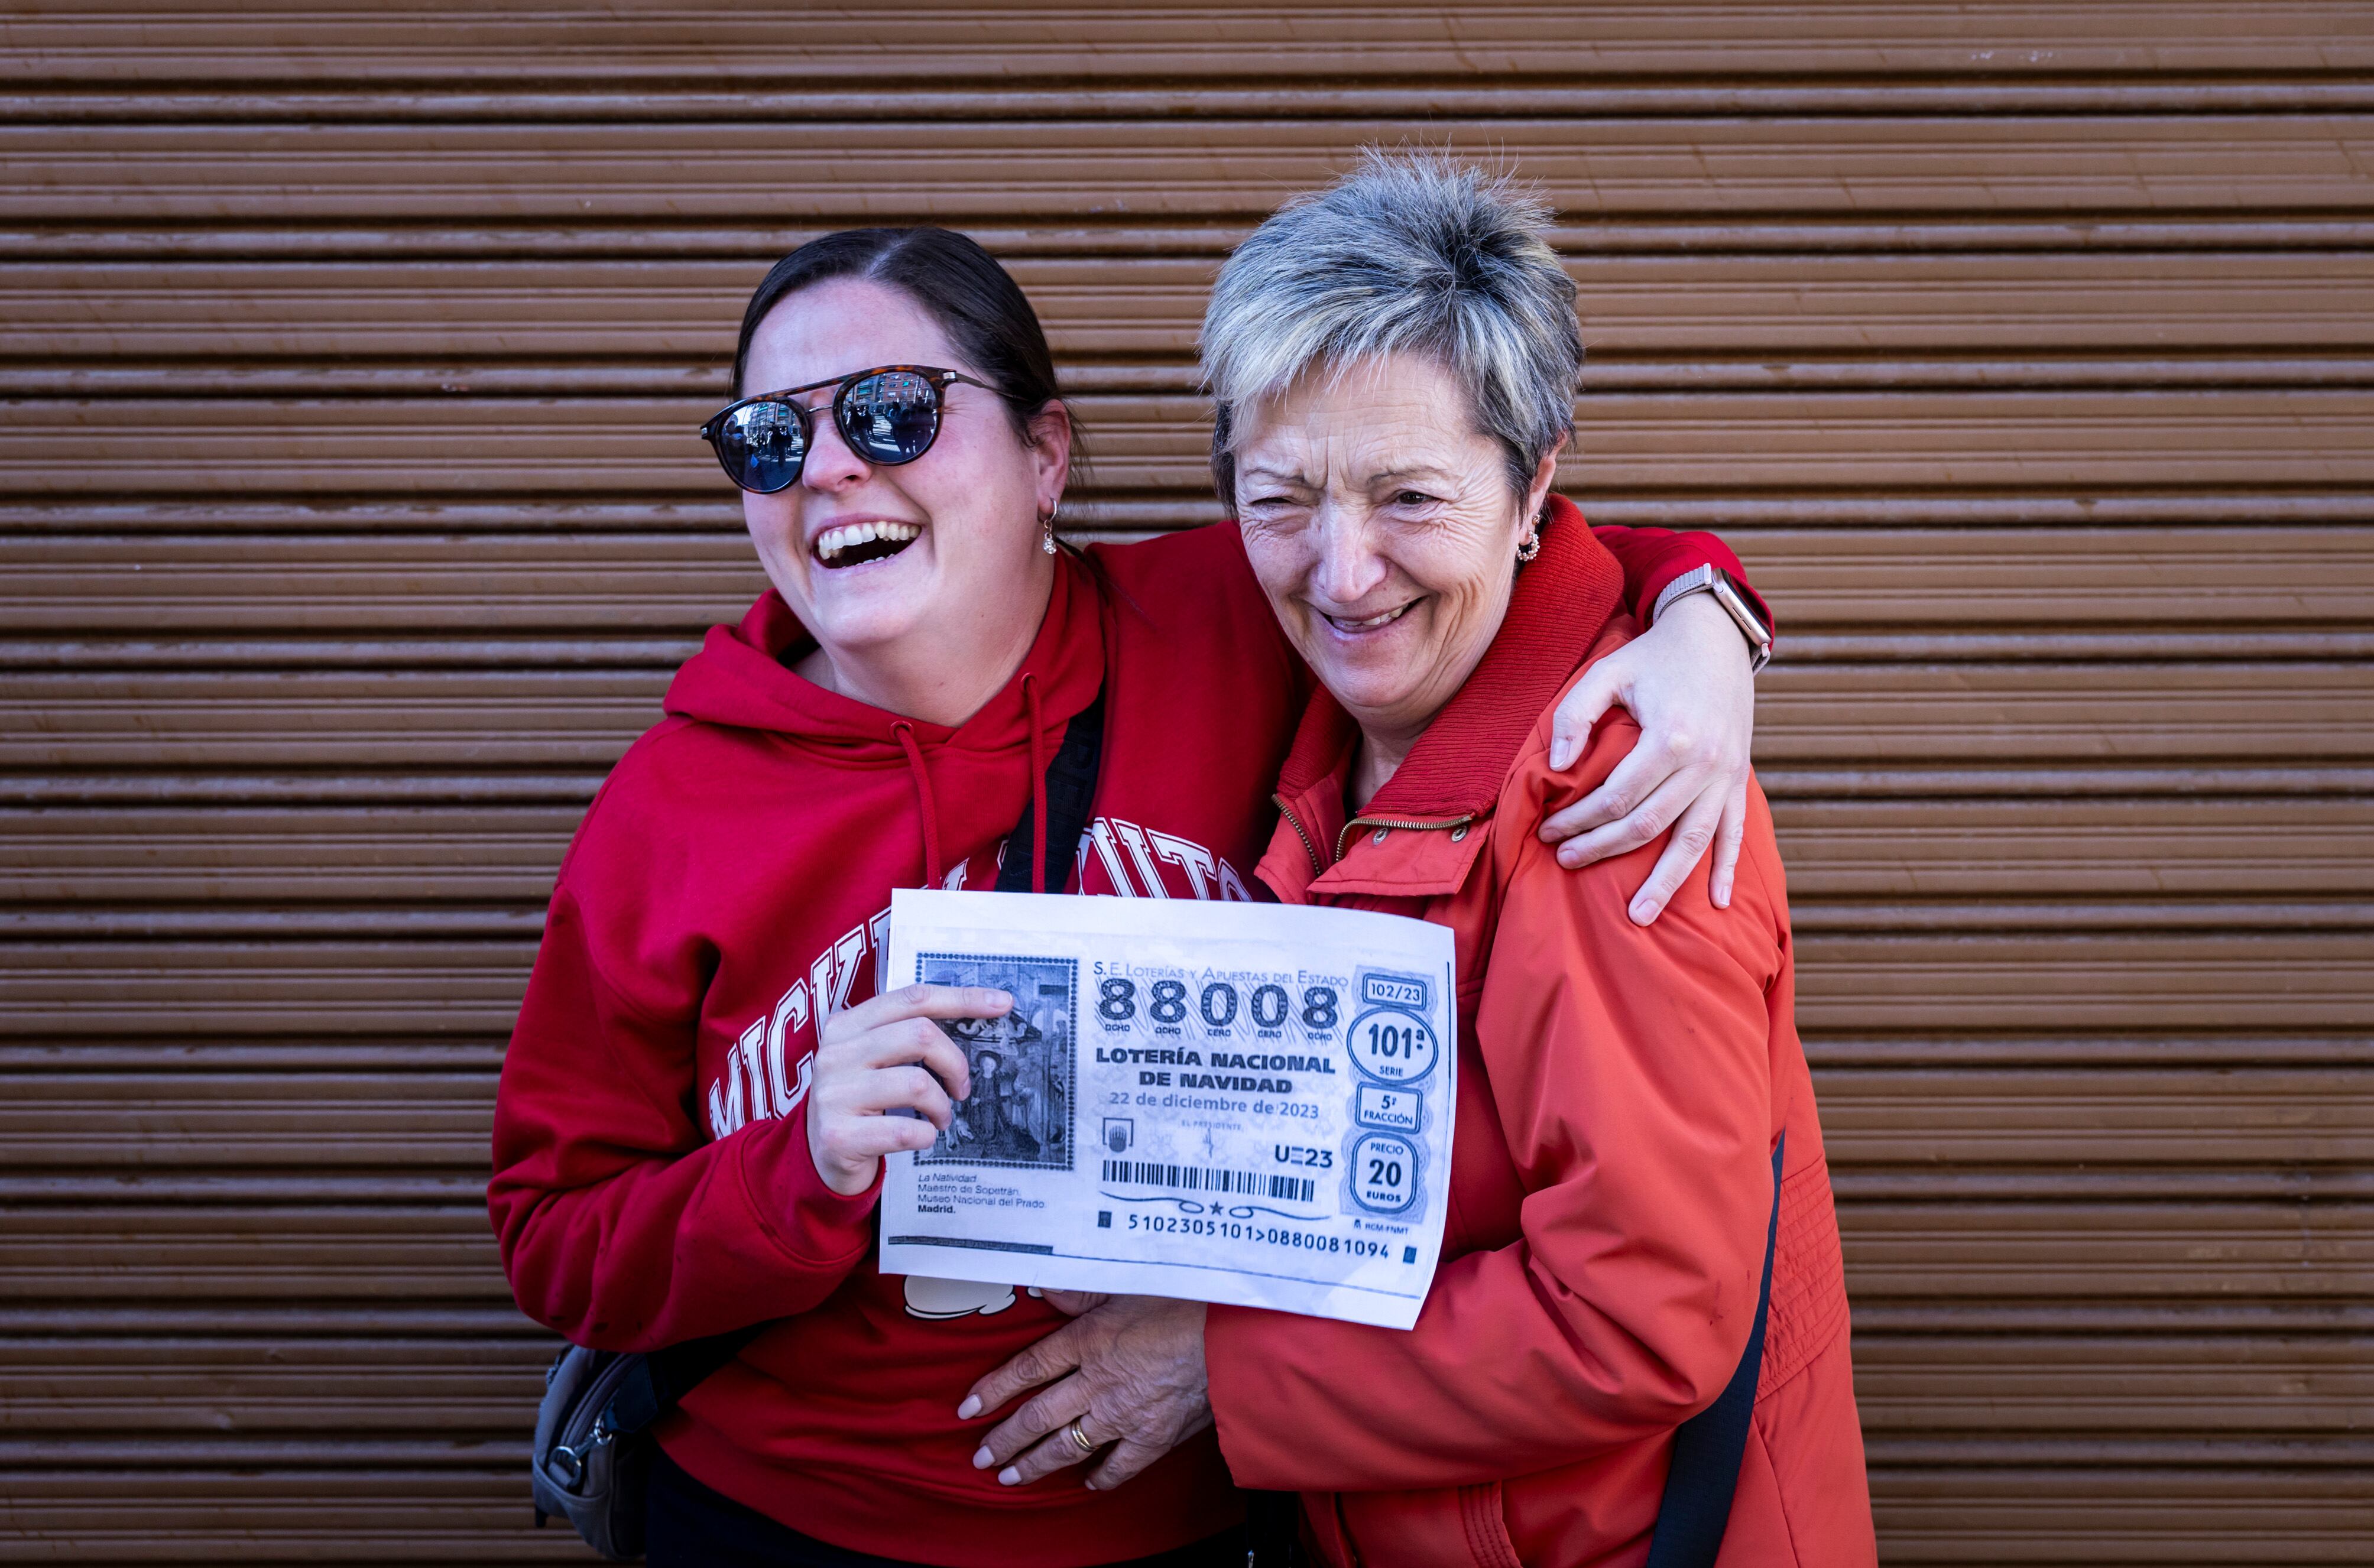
[967,154,1873,1567]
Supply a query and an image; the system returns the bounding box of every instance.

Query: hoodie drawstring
[1022,674,1050,895]
[890,686,1054,895]
[888,721,946,888]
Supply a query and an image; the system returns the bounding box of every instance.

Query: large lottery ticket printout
[879,889,1457,1330]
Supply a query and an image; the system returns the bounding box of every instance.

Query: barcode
[1101,1158,1315,1204]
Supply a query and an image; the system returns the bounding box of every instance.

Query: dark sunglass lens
[717,401,807,492]
[841,371,943,465]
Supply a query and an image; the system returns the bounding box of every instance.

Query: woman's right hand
[806,983,1007,1196]
[960,1294,1212,1491]
[1539,590,1757,922]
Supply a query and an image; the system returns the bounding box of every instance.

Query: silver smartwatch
[1652,564,1773,672]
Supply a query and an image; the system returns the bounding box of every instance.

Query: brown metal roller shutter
[4,3,2367,1561]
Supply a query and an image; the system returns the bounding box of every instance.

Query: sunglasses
[698,365,993,494]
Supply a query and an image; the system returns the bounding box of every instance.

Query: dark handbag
[530,1327,761,1559]
[527,694,1106,1560]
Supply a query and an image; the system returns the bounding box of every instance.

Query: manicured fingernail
[957,1396,982,1420]
[1084,1477,1100,1491]
[1550,743,1571,769]
[1712,883,1731,908]
[998,1466,1021,1486]
[1630,900,1654,924]
[971,1446,993,1469]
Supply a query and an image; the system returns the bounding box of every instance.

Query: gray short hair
[1199,150,1584,508]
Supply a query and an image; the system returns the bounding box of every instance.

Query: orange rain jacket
[1204,500,1876,1568]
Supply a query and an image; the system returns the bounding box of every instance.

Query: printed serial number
[1123,1214,1394,1257]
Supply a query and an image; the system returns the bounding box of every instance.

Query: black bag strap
[994,691,1105,894]
[1645,1133,1786,1568]
[604,1330,761,1437]
[601,690,1110,1440]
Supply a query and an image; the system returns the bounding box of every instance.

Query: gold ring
[1066,1416,1095,1454]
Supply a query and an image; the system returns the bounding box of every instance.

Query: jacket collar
[1257,495,1623,901]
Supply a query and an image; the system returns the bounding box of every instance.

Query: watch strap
[1653,565,1773,672]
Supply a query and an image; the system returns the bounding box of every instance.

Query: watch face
[1707,577,1774,667]
[1714,577,1767,635]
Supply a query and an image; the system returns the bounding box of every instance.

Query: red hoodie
[489,520,1760,1566]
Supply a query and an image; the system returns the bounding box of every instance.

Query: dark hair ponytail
[731,228,1079,465]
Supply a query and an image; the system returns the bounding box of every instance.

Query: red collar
[1269,494,1623,826]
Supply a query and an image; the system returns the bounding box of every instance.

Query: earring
[1516,529,1541,564]
[1040,505,1060,555]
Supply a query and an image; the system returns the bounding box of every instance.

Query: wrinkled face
[1233,354,1551,751]
[734,277,1064,662]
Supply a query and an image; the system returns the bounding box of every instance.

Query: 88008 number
[1099,976,1340,1035]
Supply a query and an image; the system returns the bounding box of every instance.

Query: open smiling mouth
[1321,599,1418,633]
[813,521,923,570]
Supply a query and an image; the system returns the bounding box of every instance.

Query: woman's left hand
[957,1294,1210,1491]
[1536,592,1757,924]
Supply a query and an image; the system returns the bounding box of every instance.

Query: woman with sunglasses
[489,226,1776,1568]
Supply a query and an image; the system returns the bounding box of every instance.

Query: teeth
[1328,602,1412,632]
[815,520,922,563]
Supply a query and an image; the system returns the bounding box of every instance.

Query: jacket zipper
[1272,793,1324,876]
[1334,812,1477,864]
